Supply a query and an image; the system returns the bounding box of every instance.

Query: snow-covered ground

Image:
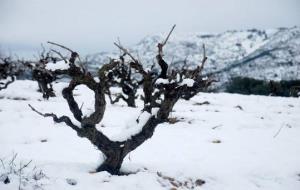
[0,80,300,190]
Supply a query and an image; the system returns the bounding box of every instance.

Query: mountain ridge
[86,26,300,89]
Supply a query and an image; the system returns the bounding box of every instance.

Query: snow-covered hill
[86,26,300,89]
[1,80,300,190]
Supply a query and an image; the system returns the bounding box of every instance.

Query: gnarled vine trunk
[29,26,213,175]
[96,149,125,174]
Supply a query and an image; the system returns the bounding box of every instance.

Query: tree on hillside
[29,25,214,175]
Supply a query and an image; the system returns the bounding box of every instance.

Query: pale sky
[0,0,299,56]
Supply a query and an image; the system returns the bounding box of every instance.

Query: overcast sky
[0,0,299,56]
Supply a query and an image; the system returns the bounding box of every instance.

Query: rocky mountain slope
[86,26,300,89]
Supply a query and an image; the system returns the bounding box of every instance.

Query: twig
[273,124,285,138]
[80,102,84,111]
[117,37,122,55]
[18,162,21,190]
[168,56,175,71]
[199,44,207,70]
[9,153,18,166]
[40,43,46,59]
[50,49,68,63]
[212,124,222,130]
[0,158,5,169]
[28,104,54,118]
[28,104,80,132]
[48,41,82,65]
[113,42,137,63]
[47,41,74,53]
[190,44,208,79]
[158,24,176,56]
[161,24,176,46]
[18,160,32,172]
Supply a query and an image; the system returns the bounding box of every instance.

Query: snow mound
[46,60,69,71]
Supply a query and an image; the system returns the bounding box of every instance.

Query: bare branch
[0,158,5,169]
[113,42,137,63]
[40,43,46,59]
[117,37,122,55]
[162,24,176,46]
[50,49,68,63]
[9,153,18,166]
[18,160,32,172]
[199,44,207,71]
[190,44,208,79]
[79,102,84,111]
[113,43,147,76]
[28,104,80,131]
[273,124,285,138]
[158,24,176,56]
[47,41,74,53]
